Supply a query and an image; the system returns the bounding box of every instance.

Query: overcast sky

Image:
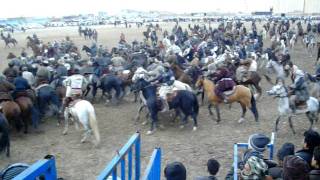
[0,0,304,18]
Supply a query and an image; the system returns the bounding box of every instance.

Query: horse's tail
[0,120,10,155]
[193,93,199,115]
[250,94,259,122]
[88,105,100,145]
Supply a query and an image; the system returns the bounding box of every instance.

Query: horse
[267,82,319,134]
[0,101,22,132]
[26,40,41,57]
[1,34,17,48]
[167,90,199,130]
[63,100,100,146]
[0,112,10,157]
[196,77,258,123]
[36,84,60,120]
[289,34,297,49]
[265,60,286,85]
[98,74,124,104]
[237,71,262,99]
[82,45,92,56]
[15,96,33,133]
[171,63,193,86]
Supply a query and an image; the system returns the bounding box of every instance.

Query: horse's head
[195,75,205,89]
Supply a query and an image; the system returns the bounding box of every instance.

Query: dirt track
[0,22,319,179]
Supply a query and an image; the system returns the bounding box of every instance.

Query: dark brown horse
[237,71,262,99]
[0,101,22,132]
[15,96,33,133]
[170,64,193,85]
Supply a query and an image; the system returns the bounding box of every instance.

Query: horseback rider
[119,33,126,44]
[12,72,32,100]
[62,68,88,109]
[3,61,19,83]
[289,69,310,112]
[52,59,68,88]
[36,61,51,86]
[21,66,35,87]
[213,67,236,103]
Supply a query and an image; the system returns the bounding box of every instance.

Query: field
[0,22,319,179]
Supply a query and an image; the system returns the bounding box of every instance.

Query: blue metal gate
[143,148,161,180]
[97,133,141,180]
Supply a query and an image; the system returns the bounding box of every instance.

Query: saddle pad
[223,86,236,96]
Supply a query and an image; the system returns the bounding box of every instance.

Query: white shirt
[63,74,87,89]
[22,71,35,86]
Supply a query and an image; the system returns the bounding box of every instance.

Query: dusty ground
[0,22,319,180]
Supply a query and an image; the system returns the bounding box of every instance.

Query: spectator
[310,146,320,180]
[269,143,295,179]
[240,156,270,180]
[283,155,310,180]
[194,158,220,180]
[296,130,320,166]
[164,162,186,180]
[225,133,272,180]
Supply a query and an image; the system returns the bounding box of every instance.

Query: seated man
[0,78,15,103]
[283,155,310,180]
[289,69,309,112]
[195,158,220,180]
[164,162,186,180]
[212,67,236,103]
[296,129,320,167]
[269,143,295,179]
[310,146,320,180]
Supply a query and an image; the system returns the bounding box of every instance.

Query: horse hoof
[238,118,245,123]
[193,126,197,131]
[146,130,154,135]
[62,130,68,135]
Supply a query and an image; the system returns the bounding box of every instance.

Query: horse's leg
[274,115,281,132]
[63,108,70,135]
[147,111,158,135]
[208,104,214,118]
[179,113,188,129]
[191,112,198,131]
[254,82,262,99]
[238,103,247,123]
[134,104,145,122]
[81,124,91,143]
[215,105,221,123]
[306,112,314,130]
[288,116,296,134]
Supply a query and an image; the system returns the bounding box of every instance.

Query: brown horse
[15,96,33,133]
[196,77,259,123]
[171,64,193,85]
[0,101,22,132]
[26,37,41,57]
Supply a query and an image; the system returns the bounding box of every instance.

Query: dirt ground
[0,22,319,180]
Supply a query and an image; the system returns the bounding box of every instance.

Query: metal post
[135,134,141,180]
[233,144,238,180]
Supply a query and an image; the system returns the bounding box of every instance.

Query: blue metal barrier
[233,132,275,180]
[143,148,161,180]
[13,155,57,180]
[97,133,141,180]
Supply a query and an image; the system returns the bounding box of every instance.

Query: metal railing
[13,155,57,180]
[97,133,141,180]
[233,132,275,180]
[143,148,161,180]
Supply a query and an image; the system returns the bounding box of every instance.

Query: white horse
[265,60,286,84]
[63,100,100,146]
[289,34,297,49]
[267,82,319,134]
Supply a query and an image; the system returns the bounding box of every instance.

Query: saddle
[68,98,82,108]
[223,86,236,96]
[295,101,307,110]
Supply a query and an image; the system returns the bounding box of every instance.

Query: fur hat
[248,134,270,152]
[283,155,310,180]
[164,162,186,180]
